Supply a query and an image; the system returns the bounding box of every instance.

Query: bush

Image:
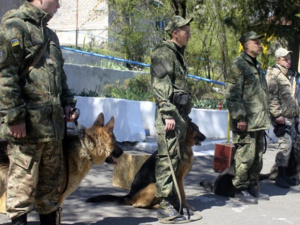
[77,89,99,97]
[193,99,227,109]
[103,74,227,109]
[103,74,153,101]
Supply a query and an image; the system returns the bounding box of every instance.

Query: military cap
[165,15,193,35]
[239,31,264,45]
[275,47,292,59]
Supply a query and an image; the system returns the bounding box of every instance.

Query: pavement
[1,139,300,225]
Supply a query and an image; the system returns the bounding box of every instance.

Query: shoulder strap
[20,38,49,77]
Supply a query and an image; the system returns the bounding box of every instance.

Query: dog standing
[86,121,206,210]
[0,112,123,209]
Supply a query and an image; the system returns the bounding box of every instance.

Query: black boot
[11,214,27,225]
[235,189,258,204]
[248,184,269,200]
[275,167,290,189]
[157,199,188,223]
[39,210,57,225]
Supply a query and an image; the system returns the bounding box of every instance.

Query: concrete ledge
[113,151,151,190]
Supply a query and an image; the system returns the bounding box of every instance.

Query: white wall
[73,97,235,143]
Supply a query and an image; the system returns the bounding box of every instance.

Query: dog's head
[186,120,206,146]
[105,143,123,165]
[85,113,123,165]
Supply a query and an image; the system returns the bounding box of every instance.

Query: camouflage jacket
[151,40,192,120]
[0,2,76,142]
[266,64,299,121]
[225,51,270,132]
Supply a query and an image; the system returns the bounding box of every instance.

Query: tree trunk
[288,34,300,74]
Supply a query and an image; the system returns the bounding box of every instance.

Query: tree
[226,0,300,71]
[107,0,172,63]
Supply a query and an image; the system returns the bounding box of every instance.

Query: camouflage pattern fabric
[266,65,300,167]
[6,141,63,219]
[155,111,188,198]
[225,51,270,189]
[232,130,265,189]
[292,134,300,164]
[0,2,76,219]
[225,51,270,132]
[266,65,299,119]
[151,40,191,198]
[0,2,76,142]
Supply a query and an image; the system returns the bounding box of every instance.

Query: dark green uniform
[0,2,76,219]
[151,40,192,199]
[225,51,270,190]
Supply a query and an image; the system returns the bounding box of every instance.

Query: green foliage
[77,89,99,97]
[103,74,153,101]
[103,73,226,109]
[107,0,172,62]
[193,98,227,109]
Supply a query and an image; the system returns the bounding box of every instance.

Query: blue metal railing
[61,47,225,86]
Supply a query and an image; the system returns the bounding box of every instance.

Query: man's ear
[172,29,178,38]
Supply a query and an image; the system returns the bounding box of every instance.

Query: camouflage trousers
[276,119,298,167]
[6,141,63,219]
[155,111,188,199]
[232,130,265,189]
[292,135,300,164]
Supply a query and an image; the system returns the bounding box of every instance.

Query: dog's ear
[93,113,105,127]
[105,116,115,131]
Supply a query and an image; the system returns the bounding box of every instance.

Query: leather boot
[235,189,258,204]
[248,184,269,200]
[275,167,290,189]
[39,210,57,225]
[168,195,195,217]
[157,199,188,223]
[12,214,27,225]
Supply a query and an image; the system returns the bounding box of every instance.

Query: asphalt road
[1,143,300,225]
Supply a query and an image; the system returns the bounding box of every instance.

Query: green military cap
[165,15,193,35]
[239,31,264,44]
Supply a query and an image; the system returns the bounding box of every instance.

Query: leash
[61,108,80,195]
[159,130,202,224]
[159,131,183,223]
[263,131,272,154]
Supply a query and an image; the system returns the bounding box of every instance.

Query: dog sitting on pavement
[0,112,123,209]
[86,120,206,210]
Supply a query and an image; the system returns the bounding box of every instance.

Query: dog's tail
[86,194,130,205]
[199,180,213,192]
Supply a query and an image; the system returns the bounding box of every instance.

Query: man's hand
[9,123,26,138]
[65,107,79,122]
[276,116,285,125]
[237,121,247,131]
[164,118,175,131]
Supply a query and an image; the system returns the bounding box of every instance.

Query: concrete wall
[62,49,146,95]
[75,97,231,142]
[64,64,142,95]
[62,49,126,67]
[74,97,277,143]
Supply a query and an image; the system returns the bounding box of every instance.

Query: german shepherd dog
[86,121,206,210]
[0,112,123,207]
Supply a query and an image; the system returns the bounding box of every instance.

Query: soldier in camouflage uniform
[151,16,194,223]
[0,0,77,224]
[225,31,270,204]
[266,47,299,189]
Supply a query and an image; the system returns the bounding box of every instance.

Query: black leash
[263,131,272,154]
[61,108,80,194]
